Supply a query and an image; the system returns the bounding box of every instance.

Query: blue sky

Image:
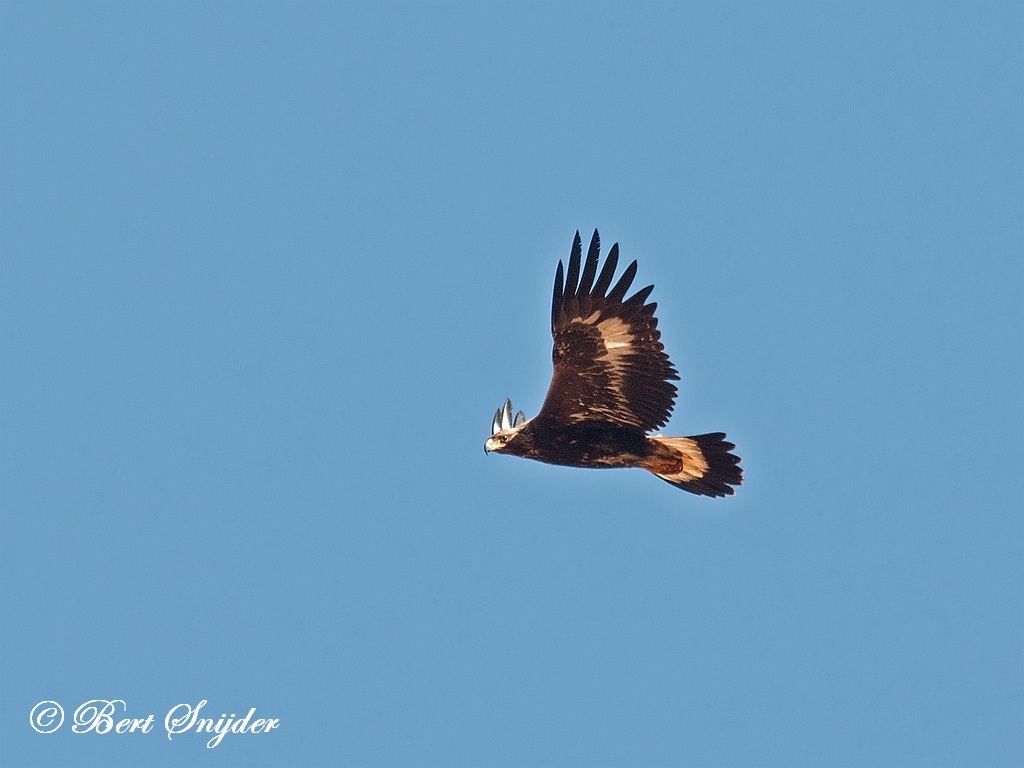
[1,3,1021,766]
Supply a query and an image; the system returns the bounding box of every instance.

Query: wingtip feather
[565,232,582,298]
[578,229,601,297]
[606,259,638,304]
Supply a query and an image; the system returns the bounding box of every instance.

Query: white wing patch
[596,316,634,353]
[565,313,639,424]
[596,317,634,406]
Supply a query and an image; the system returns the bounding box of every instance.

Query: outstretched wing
[536,230,679,432]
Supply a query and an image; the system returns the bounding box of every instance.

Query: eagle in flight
[485,230,742,497]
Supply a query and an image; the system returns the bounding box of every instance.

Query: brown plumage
[485,230,742,497]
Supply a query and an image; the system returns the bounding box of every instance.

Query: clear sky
[2,3,1021,766]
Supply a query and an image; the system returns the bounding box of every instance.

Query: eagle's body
[504,419,650,468]
[485,230,742,497]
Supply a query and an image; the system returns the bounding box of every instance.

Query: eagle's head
[484,398,527,454]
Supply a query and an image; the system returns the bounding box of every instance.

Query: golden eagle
[485,230,742,497]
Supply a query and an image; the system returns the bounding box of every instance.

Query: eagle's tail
[645,433,742,497]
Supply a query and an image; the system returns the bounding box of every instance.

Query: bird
[484,230,742,497]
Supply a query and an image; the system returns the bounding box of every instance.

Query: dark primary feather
[564,231,582,298]
[537,230,679,432]
[551,260,564,330]
[606,259,637,305]
[578,230,600,297]
[592,243,618,299]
